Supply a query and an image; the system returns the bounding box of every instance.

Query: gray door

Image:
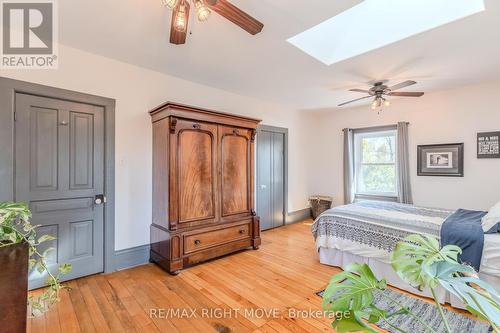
[15,93,105,289]
[257,129,285,231]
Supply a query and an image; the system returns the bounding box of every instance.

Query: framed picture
[477,131,500,159]
[417,143,464,177]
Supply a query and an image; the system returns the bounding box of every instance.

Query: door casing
[256,124,288,229]
[0,77,116,273]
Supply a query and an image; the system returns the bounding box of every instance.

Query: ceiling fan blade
[389,80,417,91]
[170,2,190,45]
[349,89,371,94]
[207,0,264,35]
[205,0,218,5]
[338,95,372,107]
[388,91,424,97]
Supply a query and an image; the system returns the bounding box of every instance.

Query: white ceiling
[60,0,500,110]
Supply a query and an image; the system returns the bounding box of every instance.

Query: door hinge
[13,111,17,121]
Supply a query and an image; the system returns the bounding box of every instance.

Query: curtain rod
[343,122,410,132]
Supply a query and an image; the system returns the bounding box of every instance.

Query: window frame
[353,125,398,201]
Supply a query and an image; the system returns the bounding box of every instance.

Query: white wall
[4,45,498,250]
[306,80,500,211]
[0,45,311,250]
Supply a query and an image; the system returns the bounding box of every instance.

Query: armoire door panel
[171,119,218,227]
[219,126,251,217]
[178,130,214,221]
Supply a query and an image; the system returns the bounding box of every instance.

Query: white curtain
[396,122,413,204]
[343,128,355,204]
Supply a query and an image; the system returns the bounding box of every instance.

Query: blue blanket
[440,209,487,271]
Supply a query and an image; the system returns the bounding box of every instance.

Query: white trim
[353,128,397,197]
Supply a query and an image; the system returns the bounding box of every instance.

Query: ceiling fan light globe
[384,99,391,107]
[195,1,211,21]
[162,0,179,9]
[174,5,188,32]
[371,97,383,110]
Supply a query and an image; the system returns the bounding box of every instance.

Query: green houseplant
[322,234,500,333]
[0,202,71,321]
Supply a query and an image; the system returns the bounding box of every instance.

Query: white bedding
[317,233,500,277]
[312,201,500,278]
[483,233,500,276]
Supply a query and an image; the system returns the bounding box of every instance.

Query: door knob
[260,184,267,189]
[95,194,106,205]
[194,240,201,245]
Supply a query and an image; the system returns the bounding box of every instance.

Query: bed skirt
[319,247,500,309]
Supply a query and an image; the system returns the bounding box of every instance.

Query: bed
[311,201,500,308]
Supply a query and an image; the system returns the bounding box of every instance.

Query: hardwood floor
[27,220,465,333]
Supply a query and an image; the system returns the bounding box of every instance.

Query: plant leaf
[6,231,19,243]
[28,259,37,271]
[59,263,72,274]
[391,234,461,290]
[367,305,387,323]
[424,261,500,327]
[331,310,381,333]
[37,234,56,244]
[323,263,385,314]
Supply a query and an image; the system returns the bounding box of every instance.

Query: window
[354,128,397,198]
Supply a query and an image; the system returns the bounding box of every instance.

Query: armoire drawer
[184,223,251,254]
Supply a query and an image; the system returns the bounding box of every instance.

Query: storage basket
[309,196,333,219]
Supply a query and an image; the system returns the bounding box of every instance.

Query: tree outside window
[354,129,397,197]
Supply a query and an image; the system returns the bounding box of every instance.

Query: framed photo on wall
[417,143,464,177]
[477,131,500,158]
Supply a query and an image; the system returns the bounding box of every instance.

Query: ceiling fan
[162,0,264,45]
[338,80,425,109]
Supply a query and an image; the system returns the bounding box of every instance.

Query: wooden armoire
[149,102,261,274]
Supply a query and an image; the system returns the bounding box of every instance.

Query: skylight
[287,0,485,66]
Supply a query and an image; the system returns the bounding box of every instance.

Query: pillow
[482,201,500,234]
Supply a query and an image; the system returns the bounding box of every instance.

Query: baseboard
[114,244,150,271]
[286,208,312,224]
